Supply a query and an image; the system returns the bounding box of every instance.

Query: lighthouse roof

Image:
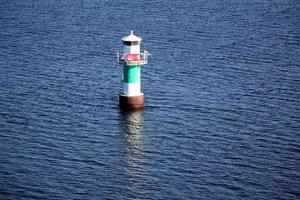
[122,31,142,42]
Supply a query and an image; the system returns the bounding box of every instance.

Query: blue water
[1,0,300,199]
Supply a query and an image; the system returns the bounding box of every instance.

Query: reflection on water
[120,110,148,177]
[121,110,144,140]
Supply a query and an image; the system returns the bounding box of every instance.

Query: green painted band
[124,65,140,83]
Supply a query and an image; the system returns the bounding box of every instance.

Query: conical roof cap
[122,31,142,42]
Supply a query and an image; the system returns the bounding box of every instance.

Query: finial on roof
[122,31,142,42]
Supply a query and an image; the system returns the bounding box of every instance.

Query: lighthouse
[117,31,150,109]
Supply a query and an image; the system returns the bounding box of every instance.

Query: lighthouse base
[119,93,144,110]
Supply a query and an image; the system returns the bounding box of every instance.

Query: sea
[0,0,299,199]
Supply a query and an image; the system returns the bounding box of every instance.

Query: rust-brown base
[119,93,144,110]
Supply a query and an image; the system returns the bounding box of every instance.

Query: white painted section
[130,45,140,54]
[123,82,141,96]
[123,44,140,54]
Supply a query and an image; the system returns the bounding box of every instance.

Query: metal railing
[117,50,151,66]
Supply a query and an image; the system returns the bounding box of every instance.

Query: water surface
[0,0,299,199]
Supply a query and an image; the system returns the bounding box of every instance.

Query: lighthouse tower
[117,31,150,109]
